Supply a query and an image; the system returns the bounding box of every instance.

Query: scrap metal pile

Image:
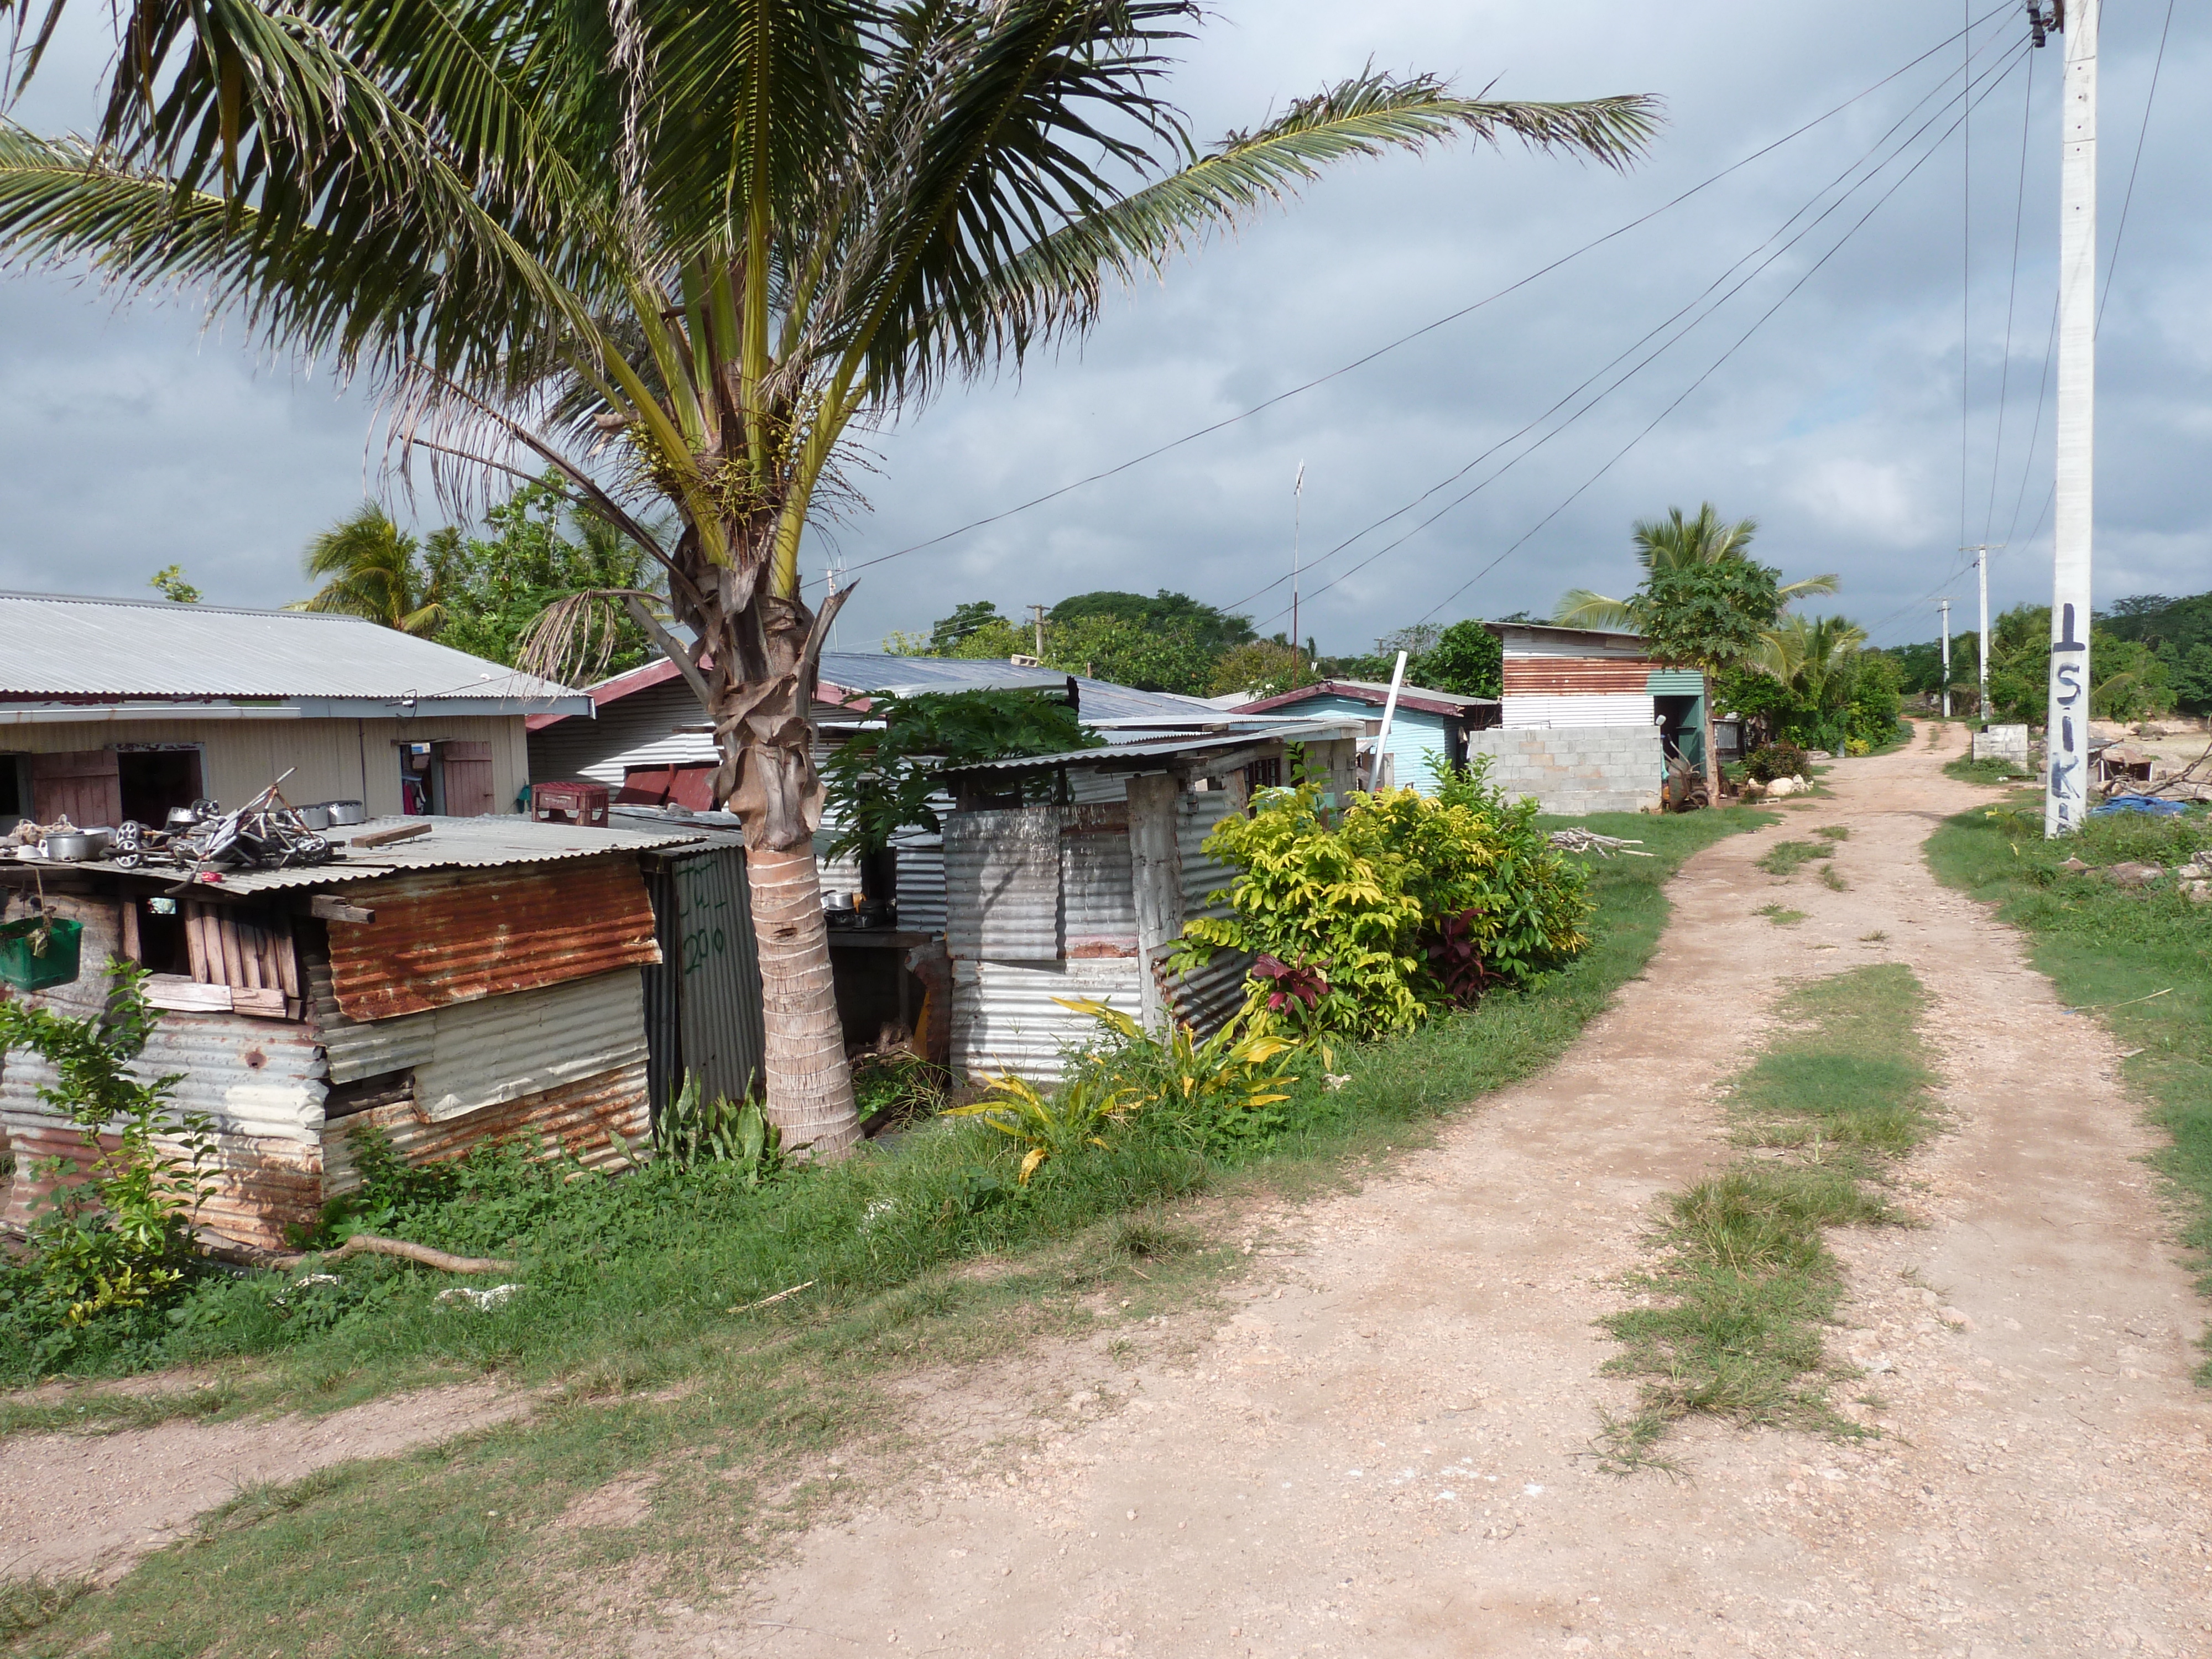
[112,790,335,873]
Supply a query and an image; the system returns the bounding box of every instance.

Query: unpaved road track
[660,726,2212,1657]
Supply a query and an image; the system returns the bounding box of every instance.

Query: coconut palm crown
[290,504,446,635]
[0,0,1657,1151]
[1553,503,1836,633]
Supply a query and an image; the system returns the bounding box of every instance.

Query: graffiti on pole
[2047,602,2087,831]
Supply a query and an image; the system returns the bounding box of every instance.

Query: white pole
[1976,545,1991,723]
[2046,0,2096,836]
[1939,599,1952,719]
[1371,649,1408,791]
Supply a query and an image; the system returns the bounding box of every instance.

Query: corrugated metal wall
[1499,692,1657,729]
[306,954,435,1083]
[325,858,661,1019]
[527,679,706,786]
[324,1057,649,1197]
[1064,804,1137,958]
[412,970,648,1121]
[944,806,1063,961]
[670,843,766,1110]
[951,958,1144,1082]
[1500,657,1656,695]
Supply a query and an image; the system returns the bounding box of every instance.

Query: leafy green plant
[820,688,1095,861]
[0,960,212,1349]
[654,1075,783,1185]
[942,1071,1146,1185]
[1744,742,1811,784]
[1174,762,1592,1038]
[1057,999,1305,1155]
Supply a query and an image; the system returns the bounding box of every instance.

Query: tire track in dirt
[632,724,2212,1658]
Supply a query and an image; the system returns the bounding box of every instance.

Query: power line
[1981,43,2038,547]
[1222,18,2026,620]
[1296,36,2036,631]
[2098,0,2177,331]
[834,1,2026,586]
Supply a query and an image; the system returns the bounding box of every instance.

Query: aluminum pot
[297,804,333,831]
[41,831,100,861]
[321,800,367,826]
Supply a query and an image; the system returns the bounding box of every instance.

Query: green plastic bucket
[0,916,83,992]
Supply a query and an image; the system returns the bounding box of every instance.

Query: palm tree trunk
[1702,672,1720,802]
[744,843,860,1156]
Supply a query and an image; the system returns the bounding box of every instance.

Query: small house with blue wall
[1231,680,1499,794]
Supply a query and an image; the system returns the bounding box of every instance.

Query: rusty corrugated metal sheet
[304,953,435,1083]
[321,1057,649,1198]
[326,858,660,1020]
[2,968,328,1249]
[951,958,1143,1083]
[1063,804,1136,958]
[412,971,648,1123]
[1501,656,1656,696]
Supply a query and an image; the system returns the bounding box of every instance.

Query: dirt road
[667,724,2212,1657]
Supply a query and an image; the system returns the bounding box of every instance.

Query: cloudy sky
[1,1,2203,659]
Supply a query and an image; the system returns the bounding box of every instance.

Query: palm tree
[291,505,446,635]
[1755,613,1869,709]
[0,1,1656,1154]
[1553,504,1837,631]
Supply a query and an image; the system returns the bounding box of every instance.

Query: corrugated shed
[1063,804,1137,958]
[1646,669,1708,695]
[1501,657,1657,695]
[890,829,947,932]
[325,858,661,1020]
[1500,693,1657,729]
[411,971,649,1123]
[667,844,766,1111]
[322,1057,649,1198]
[951,958,1144,1082]
[305,954,436,1084]
[944,807,1062,961]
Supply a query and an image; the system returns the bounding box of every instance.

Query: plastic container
[0,916,83,992]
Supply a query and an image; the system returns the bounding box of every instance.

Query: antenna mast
[1291,462,1306,670]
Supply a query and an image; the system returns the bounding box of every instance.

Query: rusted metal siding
[325,858,660,1020]
[944,807,1062,961]
[305,954,436,1083]
[322,1057,649,1198]
[1063,804,1137,958]
[2,1007,326,1251]
[951,958,1144,1083]
[1500,656,1657,696]
[412,971,648,1123]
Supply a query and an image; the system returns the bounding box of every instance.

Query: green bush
[0,961,215,1369]
[1744,742,1810,783]
[1173,761,1592,1039]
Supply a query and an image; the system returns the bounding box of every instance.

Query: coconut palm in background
[0,0,1656,1152]
[1552,503,1837,632]
[1756,613,1869,708]
[290,505,446,635]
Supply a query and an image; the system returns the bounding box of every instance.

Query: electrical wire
[1283,37,2036,632]
[1980,41,2038,547]
[833,1,2026,585]
[2099,0,2178,332]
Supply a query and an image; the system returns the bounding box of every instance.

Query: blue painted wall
[1260,691,1456,793]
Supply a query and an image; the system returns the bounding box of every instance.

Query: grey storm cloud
[1,1,2204,656]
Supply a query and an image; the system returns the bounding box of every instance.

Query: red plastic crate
[531,780,610,826]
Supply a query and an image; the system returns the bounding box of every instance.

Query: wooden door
[438,742,496,817]
[30,750,121,827]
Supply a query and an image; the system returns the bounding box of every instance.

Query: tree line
[1888,591,2212,722]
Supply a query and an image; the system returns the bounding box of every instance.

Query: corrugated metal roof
[325,860,661,1020]
[0,591,591,712]
[414,971,648,1122]
[941,720,1357,777]
[71,813,707,894]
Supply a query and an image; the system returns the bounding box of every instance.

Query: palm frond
[1552,589,1636,632]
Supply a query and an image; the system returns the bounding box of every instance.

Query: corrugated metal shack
[1,816,714,1252]
[936,722,1360,1081]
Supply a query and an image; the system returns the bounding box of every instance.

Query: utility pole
[1938,598,1953,718]
[1028,603,1047,657]
[1959,544,2001,723]
[2042,0,2094,836]
[1290,462,1306,670]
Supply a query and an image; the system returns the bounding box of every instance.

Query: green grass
[0,1578,92,1645]
[1927,794,2212,1380]
[1757,838,1835,878]
[1596,965,1937,1468]
[1943,753,2036,786]
[13,806,1772,1656]
[1756,903,1807,926]
[1812,824,1850,842]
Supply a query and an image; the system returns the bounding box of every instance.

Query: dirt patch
[0,1381,530,1586]
[621,726,2212,1656]
[551,1470,660,1535]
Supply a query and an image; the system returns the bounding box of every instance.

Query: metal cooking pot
[41,831,100,861]
[321,800,368,826]
[298,804,333,831]
[166,805,202,830]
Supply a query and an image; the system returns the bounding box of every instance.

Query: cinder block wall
[1464,724,1661,816]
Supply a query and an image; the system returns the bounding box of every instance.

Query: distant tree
[2172,645,2212,716]
[1554,504,1834,632]
[1048,590,1256,656]
[1041,612,1217,694]
[1628,556,1782,795]
[291,505,445,637]
[148,565,200,604]
[1415,620,1503,699]
[1983,604,2178,723]
[928,601,1016,654]
[1209,640,1317,700]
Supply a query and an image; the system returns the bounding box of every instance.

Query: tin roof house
[1228,679,1498,794]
